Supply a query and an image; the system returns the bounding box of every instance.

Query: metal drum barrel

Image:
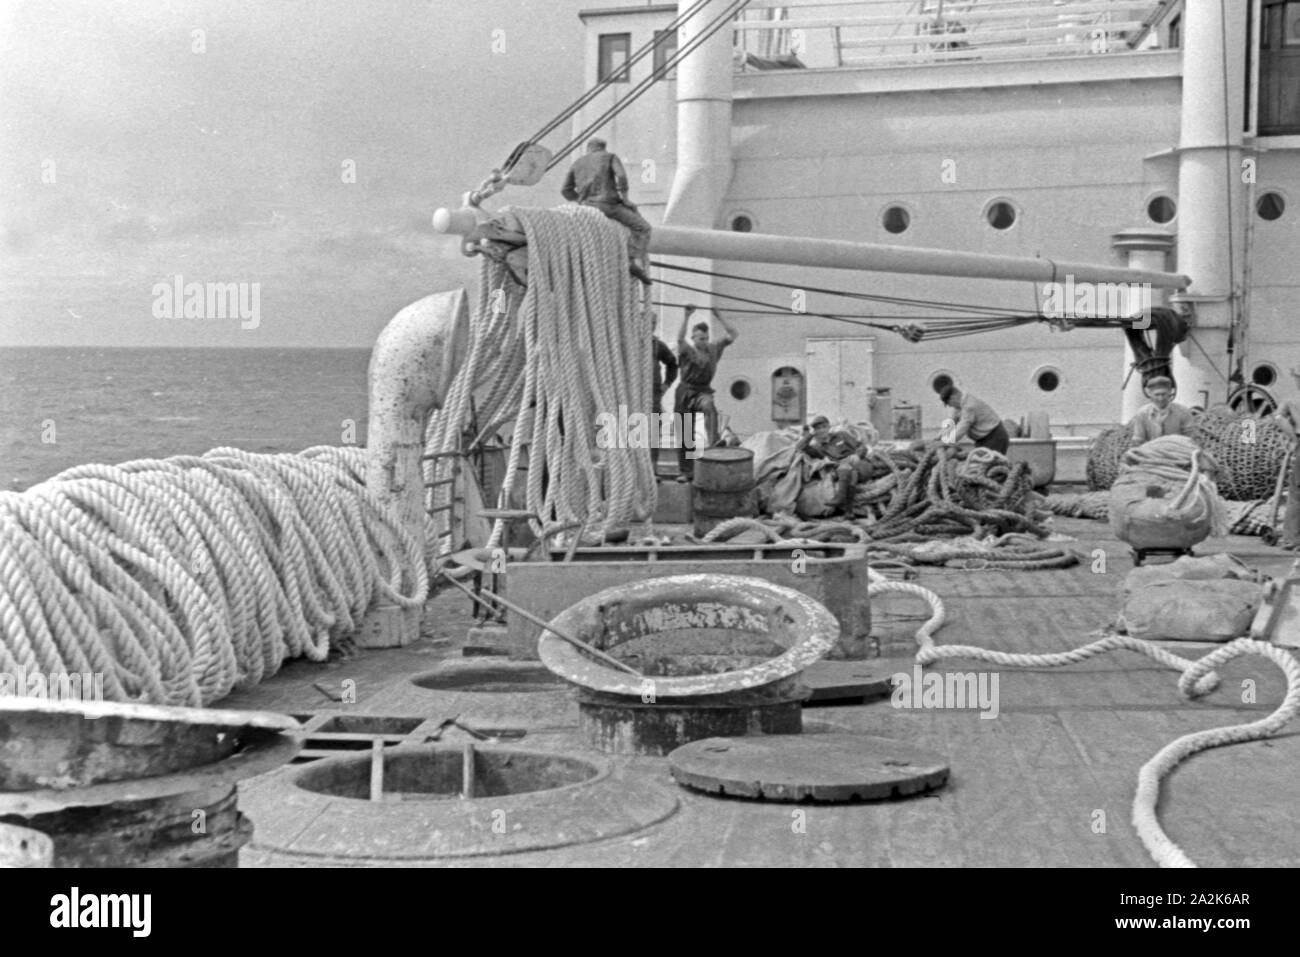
[692,448,756,536]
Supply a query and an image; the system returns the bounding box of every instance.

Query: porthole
[1146,195,1176,224]
[1258,192,1286,221]
[729,212,755,232]
[985,200,1017,230]
[1252,363,1278,387]
[882,205,910,234]
[729,378,752,401]
[1034,367,1062,392]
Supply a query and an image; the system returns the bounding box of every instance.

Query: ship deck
[218,516,1300,868]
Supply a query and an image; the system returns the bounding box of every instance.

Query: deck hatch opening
[293,747,599,802]
[412,665,568,694]
[314,716,424,736]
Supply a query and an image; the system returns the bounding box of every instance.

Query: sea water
[0,347,371,490]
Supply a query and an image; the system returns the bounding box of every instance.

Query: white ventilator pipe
[1112,227,1176,420]
[1171,0,1248,407]
[433,207,1191,289]
[361,289,470,647]
[658,8,734,452]
[663,7,735,227]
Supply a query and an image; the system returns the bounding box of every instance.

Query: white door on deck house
[804,337,875,425]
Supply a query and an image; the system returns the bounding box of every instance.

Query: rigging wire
[546,0,753,171]
[653,262,1152,328]
[651,259,1044,317]
[505,0,715,172]
[650,276,1043,342]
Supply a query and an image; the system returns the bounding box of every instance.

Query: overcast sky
[0,0,595,347]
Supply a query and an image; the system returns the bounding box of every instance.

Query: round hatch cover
[668,733,949,802]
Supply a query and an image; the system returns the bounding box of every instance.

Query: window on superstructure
[598,33,632,84]
[1147,195,1177,224]
[653,29,678,79]
[985,200,1016,230]
[1035,368,1061,393]
[1253,364,1279,387]
[1257,192,1286,220]
[1167,15,1181,49]
[882,205,910,234]
[1260,0,1300,133]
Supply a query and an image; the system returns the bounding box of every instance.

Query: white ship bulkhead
[574,1,1300,454]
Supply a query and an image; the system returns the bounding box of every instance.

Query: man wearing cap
[1129,376,1196,445]
[561,138,652,280]
[939,384,1010,455]
[796,415,869,515]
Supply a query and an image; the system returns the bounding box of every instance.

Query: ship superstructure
[568,0,1298,449]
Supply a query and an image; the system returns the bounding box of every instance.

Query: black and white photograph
[0,0,1295,909]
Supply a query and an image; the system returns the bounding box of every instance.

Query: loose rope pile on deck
[698,445,1053,565]
[868,569,1300,867]
[423,205,655,552]
[0,446,426,706]
[699,515,1079,569]
[832,444,1046,540]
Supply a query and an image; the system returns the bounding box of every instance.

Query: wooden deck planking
[232,513,1300,867]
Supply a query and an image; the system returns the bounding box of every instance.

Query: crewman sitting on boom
[561,138,652,283]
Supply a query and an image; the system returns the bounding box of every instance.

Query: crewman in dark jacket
[651,335,678,474]
[561,138,652,280]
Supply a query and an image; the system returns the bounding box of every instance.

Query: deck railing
[733,0,1164,71]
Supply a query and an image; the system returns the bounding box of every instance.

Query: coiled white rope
[865,567,1300,867]
[0,446,426,706]
[423,205,656,555]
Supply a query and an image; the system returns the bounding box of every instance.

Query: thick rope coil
[870,569,1300,867]
[423,205,656,553]
[0,446,425,706]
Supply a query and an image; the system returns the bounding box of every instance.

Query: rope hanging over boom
[424,205,657,552]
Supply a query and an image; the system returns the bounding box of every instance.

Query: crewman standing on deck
[561,138,652,282]
[939,384,1010,455]
[673,306,740,482]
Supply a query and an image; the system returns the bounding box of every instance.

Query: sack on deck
[1122,553,1262,594]
[1109,480,1212,550]
[1108,436,1227,548]
[1116,577,1264,642]
[761,452,804,514]
[796,467,839,518]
